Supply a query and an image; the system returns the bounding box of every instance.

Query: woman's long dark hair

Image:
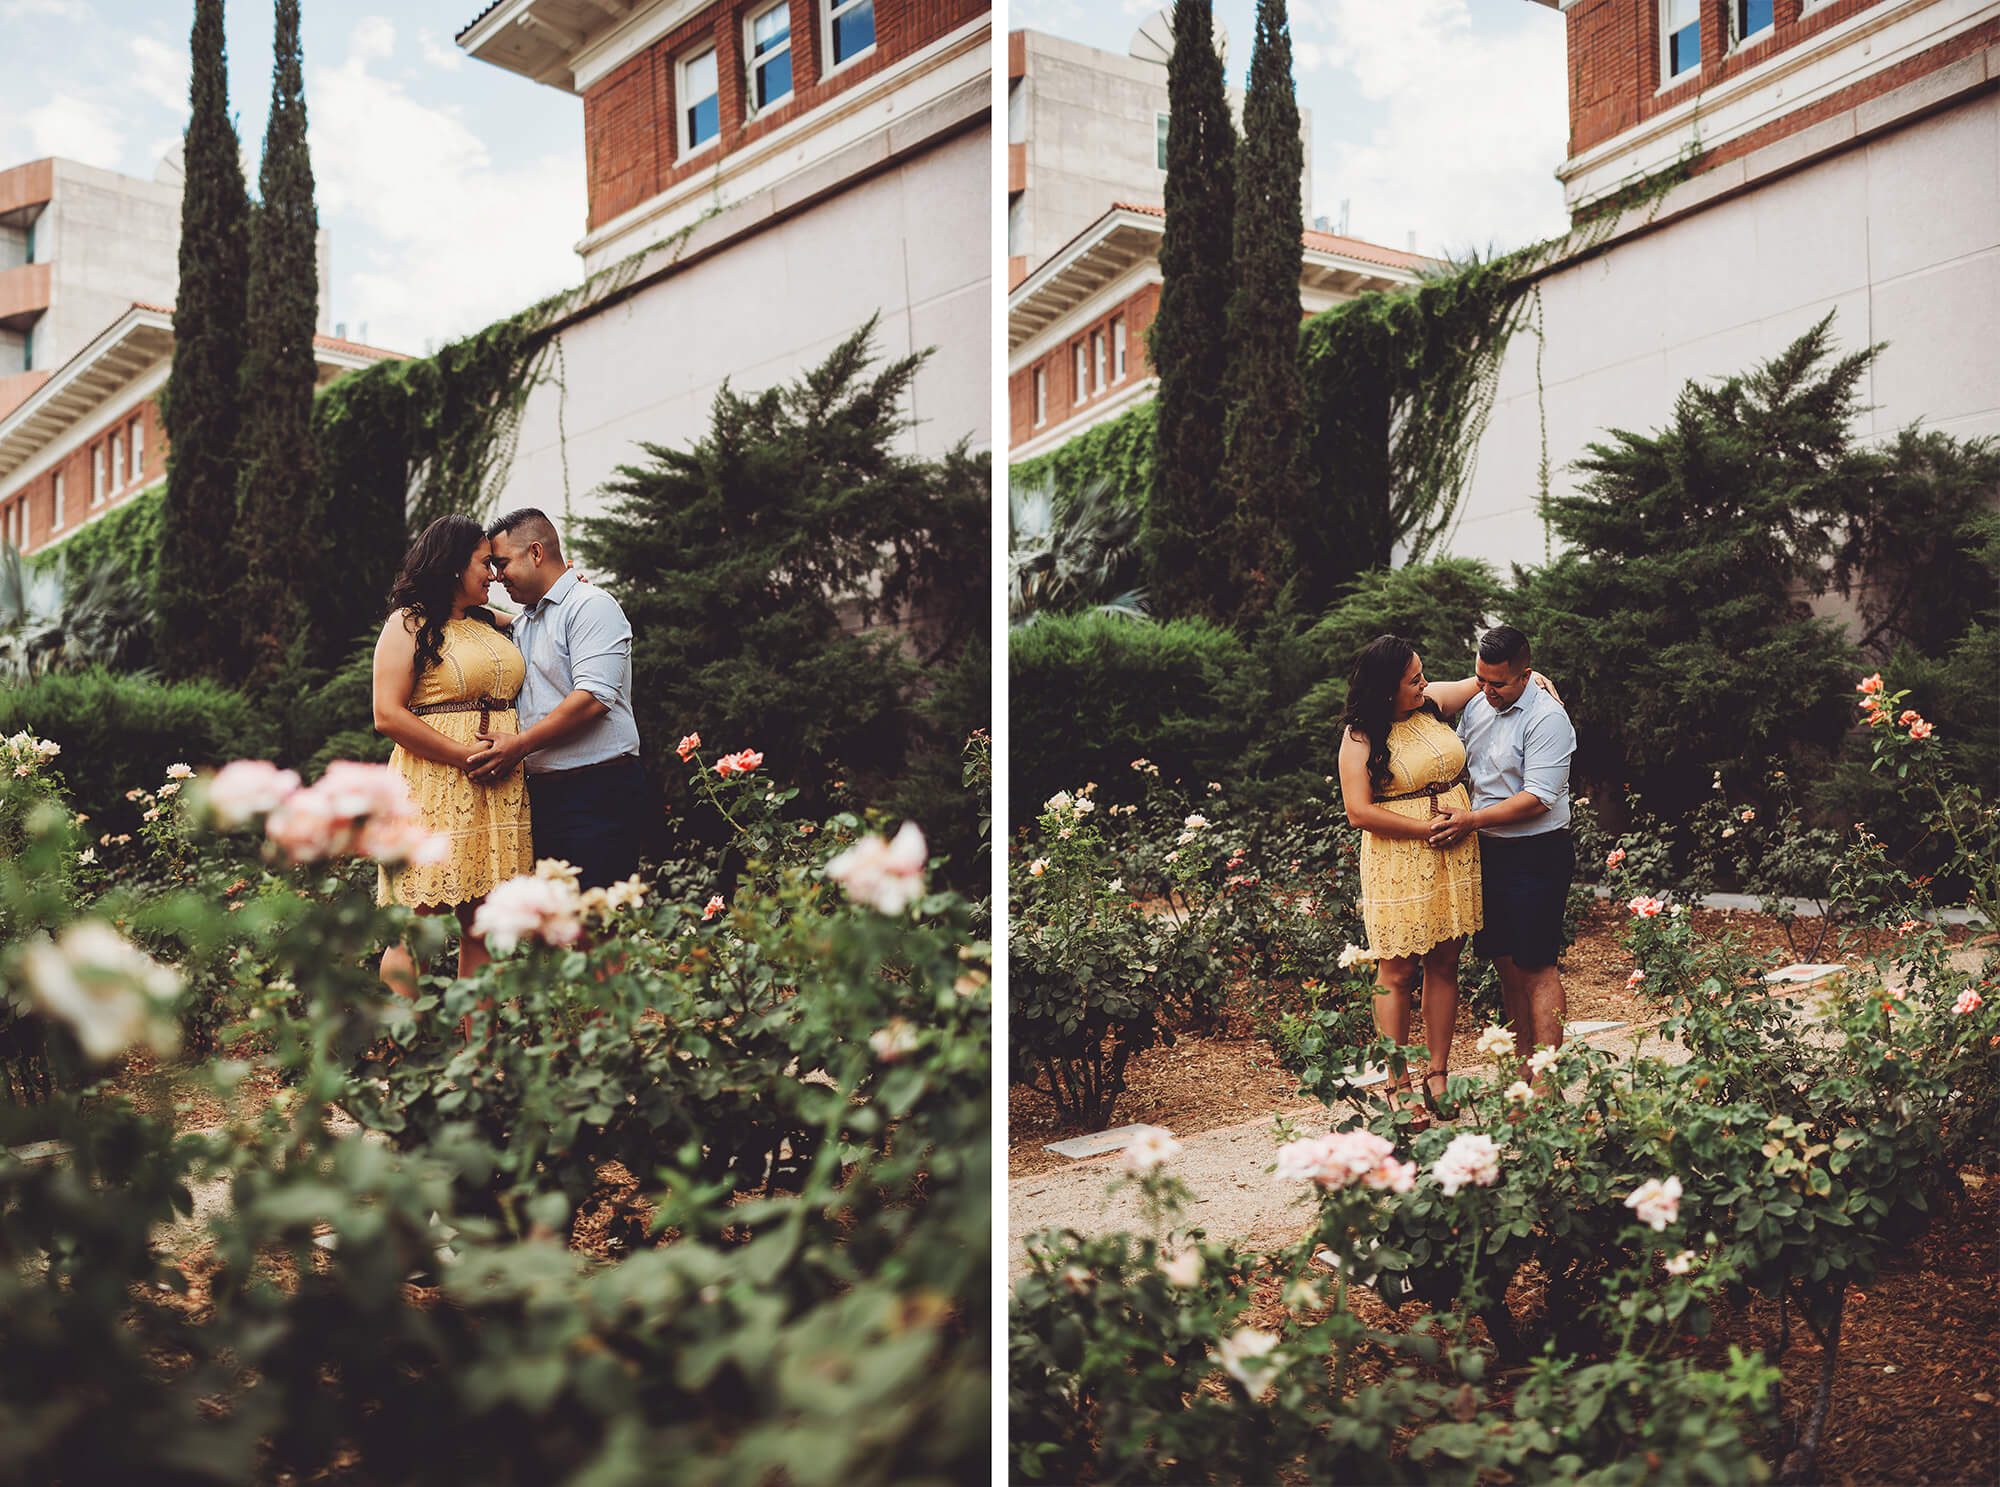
[1340,634,1438,795]
[387,514,494,677]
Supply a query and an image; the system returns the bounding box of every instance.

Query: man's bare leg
[1496,955,1566,1083]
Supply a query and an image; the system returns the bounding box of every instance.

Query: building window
[1113,318,1128,381]
[1032,367,1047,427]
[1092,330,1106,394]
[1156,112,1169,171]
[825,0,875,73]
[92,443,105,507]
[1662,0,1700,81]
[679,45,721,154]
[1072,341,1087,402]
[746,1,793,113]
[51,470,64,531]
[1731,0,1773,46]
[110,431,124,493]
[129,417,144,484]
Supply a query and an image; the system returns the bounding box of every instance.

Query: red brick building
[1448,0,1998,569]
[1008,203,1427,461]
[1549,0,1997,213]
[451,0,992,520]
[0,303,397,558]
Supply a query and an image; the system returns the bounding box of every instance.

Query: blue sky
[1,0,587,354]
[1012,0,1572,261]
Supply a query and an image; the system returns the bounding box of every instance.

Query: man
[1428,625,1578,1068]
[470,507,644,889]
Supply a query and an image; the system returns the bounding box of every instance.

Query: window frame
[1728,0,1775,50]
[822,0,876,78]
[51,468,64,531]
[110,429,124,494]
[1660,0,1702,84]
[1112,318,1128,382]
[1032,366,1046,428]
[1156,111,1170,171]
[1072,341,1087,403]
[129,416,144,484]
[744,0,795,117]
[91,442,106,507]
[1091,329,1106,395]
[677,42,723,158]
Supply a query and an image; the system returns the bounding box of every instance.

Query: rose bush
[1014,683,1997,1482]
[0,737,991,1483]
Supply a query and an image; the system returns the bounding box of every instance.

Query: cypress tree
[235,0,320,688]
[157,0,248,680]
[1219,0,1306,625]
[1143,0,1235,621]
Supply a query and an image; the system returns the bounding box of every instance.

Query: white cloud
[350,15,396,62]
[417,28,465,72]
[129,35,189,116]
[0,0,90,18]
[307,27,583,352]
[23,95,125,169]
[1304,0,1569,257]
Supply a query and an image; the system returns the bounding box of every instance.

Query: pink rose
[1627,969,1646,988]
[1953,988,1983,1016]
[1857,673,1883,695]
[205,760,302,829]
[677,732,701,761]
[702,894,725,921]
[1605,848,1626,869]
[1625,1175,1682,1231]
[1908,719,1934,740]
[1627,895,1664,918]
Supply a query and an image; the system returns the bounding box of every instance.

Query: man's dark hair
[1478,624,1531,668]
[486,507,562,557]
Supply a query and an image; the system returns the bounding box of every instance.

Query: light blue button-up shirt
[1455,683,1577,839]
[509,567,641,775]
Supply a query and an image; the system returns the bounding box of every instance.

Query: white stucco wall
[494,123,991,540]
[1450,90,2000,572]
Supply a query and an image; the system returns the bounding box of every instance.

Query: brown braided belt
[410,696,515,721]
[1377,768,1471,815]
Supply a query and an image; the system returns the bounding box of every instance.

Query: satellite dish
[1130,8,1229,69]
[1130,10,1172,65]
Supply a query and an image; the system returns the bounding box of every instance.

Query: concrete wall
[1449,88,1999,572]
[493,122,990,541]
[1010,30,1311,275]
[39,160,179,372]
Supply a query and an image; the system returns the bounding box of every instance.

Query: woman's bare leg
[1419,938,1463,1102]
[379,901,448,999]
[1372,956,1419,1106]
[455,902,490,980]
[379,943,419,1000]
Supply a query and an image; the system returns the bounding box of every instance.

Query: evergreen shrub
[0,669,272,832]
[1009,612,1248,814]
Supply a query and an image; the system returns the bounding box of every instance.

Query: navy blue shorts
[526,756,647,890]
[1473,829,1574,971]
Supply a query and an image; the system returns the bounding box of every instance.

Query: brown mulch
[1009,903,1977,1176]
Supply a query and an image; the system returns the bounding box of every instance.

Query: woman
[1336,637,1487,1120]
[372,515,533,997]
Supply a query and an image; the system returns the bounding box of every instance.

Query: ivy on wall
[1009,148,1704,620]
[34,485,166,593]
[1009,400,1157,512]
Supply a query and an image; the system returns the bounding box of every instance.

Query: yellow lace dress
[377,615,533,909]
[1356,710,1482,960]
